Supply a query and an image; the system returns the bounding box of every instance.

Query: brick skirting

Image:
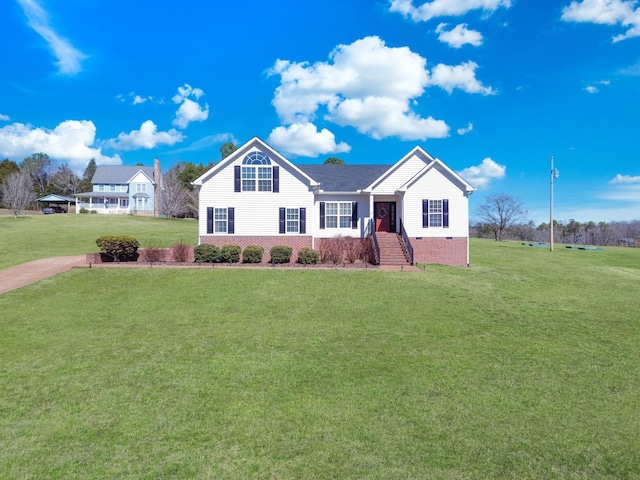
[411,237,468,267]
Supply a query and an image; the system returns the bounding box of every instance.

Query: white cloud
[16,0,87,75]
[108,120,185,151]
[0,113,9,121]
[561,0,640,42]
[165,133,238,155]
[268,36,493,142]
[457,122,473,135]
[458,157,506,189]
[585,85,599,93]
[428,61,496,94]
[436,23,484,47]
[609,173,640,184]
[0,120,121,172]
[172,84,209,129]
[267,123,351,157]
[117,92,153,105]
[389,0,511,22]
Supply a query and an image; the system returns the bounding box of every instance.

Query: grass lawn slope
[0,214,198,269]
[1,229,639,477]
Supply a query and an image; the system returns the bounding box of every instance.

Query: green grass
[1,220,640,478]
[0,214,198,269]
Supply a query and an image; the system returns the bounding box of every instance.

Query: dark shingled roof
[297,164,392,192]
[92,165,155,184]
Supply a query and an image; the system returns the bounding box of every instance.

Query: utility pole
[550,156,559,251]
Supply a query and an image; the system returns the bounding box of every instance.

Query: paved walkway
[0,256,86,295]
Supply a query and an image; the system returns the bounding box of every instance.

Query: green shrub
[297,247,320,264]
[243,245,264,263]
[96,235,139,262]
[270,245,293,264]
[79,208,89,214]
[220,244,241,263]
[194,244,220,263]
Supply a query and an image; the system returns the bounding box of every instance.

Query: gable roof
[298,164,392,192]
[92,165,155,184]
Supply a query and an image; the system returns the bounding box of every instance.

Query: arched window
[241,151,272,191]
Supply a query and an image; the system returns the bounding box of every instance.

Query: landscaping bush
[319,236,345,264]
[194,244,220,263]
[297,247,320,265]
[243,245,264,263]
[96,235,139,262]
[270,245,293,264]
[79,208,89,214]
[220,244,241,263]
[142,246,166,263]
[171,241,191,263]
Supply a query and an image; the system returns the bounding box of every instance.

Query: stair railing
[398,218,414,265]
[367,218,380,265]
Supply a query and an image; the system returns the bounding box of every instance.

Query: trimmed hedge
[220,244,241,263]
[96,235,139,262]
[270,245,293,264]
[297,247,320,265]
[194,244,220,263]
[243,245,264,263]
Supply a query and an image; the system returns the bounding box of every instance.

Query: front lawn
[1,240,639,478]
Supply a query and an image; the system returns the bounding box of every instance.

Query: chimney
[153,158,161,217]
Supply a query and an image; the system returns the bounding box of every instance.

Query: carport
[36,194,76,213]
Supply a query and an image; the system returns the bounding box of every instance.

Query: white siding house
[193,137,474,266]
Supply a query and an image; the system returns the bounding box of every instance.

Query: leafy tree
[0,171,36,217]
[78,158,97,192]
[220,142,238,159]
[0,159,20,185]
[49,163,80,196]
[476,193,528,241]
[324,157,345,165]
[20,153,52,195]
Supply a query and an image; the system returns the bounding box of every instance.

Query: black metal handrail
[399,218,414,265]
[368,218,380,265]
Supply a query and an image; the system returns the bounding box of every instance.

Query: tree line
[473,193,640,247]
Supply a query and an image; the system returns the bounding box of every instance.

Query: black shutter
[234,166,241,192]
[273,166,279,193]
[443,199,449,228]
[319,202,325,229]
[300,208,306,234]
[228,207,234,234]
[351,202,358,229]
[207,207,214,234]
[422,199,429,228]
[279,207,286,234]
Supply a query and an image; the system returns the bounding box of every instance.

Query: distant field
[0,213,198,269]
[1,232,639,478]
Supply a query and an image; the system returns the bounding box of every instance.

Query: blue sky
[1,0,639,224]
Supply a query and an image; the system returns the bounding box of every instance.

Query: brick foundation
[411,237,468,267]
[199,236,313,263]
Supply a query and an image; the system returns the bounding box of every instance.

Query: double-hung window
[325,202,351,228]
[214,208,228,233]
[286,208,299,232]
[422,199,449,228]
[136,183,147,193]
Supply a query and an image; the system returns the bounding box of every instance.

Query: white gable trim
[192,137,319,187]
[127,170,154,184]
[398,158,475,194]
[363,146,435,193]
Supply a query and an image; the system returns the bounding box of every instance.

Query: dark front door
[375,202,396,232]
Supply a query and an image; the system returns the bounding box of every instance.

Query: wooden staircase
[375,232,411,267]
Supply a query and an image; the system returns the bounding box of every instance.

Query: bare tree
[20,153,52,195]
[160,167,191,218]
[49,163,80,196]
[1,171,36,218]
[476,193,528,241]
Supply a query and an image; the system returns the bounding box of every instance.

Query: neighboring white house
[74,160,161,216]
[193,137,474,266]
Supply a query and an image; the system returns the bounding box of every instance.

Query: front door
[375,202,396,232]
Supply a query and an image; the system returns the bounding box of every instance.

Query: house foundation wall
[199,236,313,263]
[411,237,468,267]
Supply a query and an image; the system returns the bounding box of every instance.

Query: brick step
[375,232,411,266]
